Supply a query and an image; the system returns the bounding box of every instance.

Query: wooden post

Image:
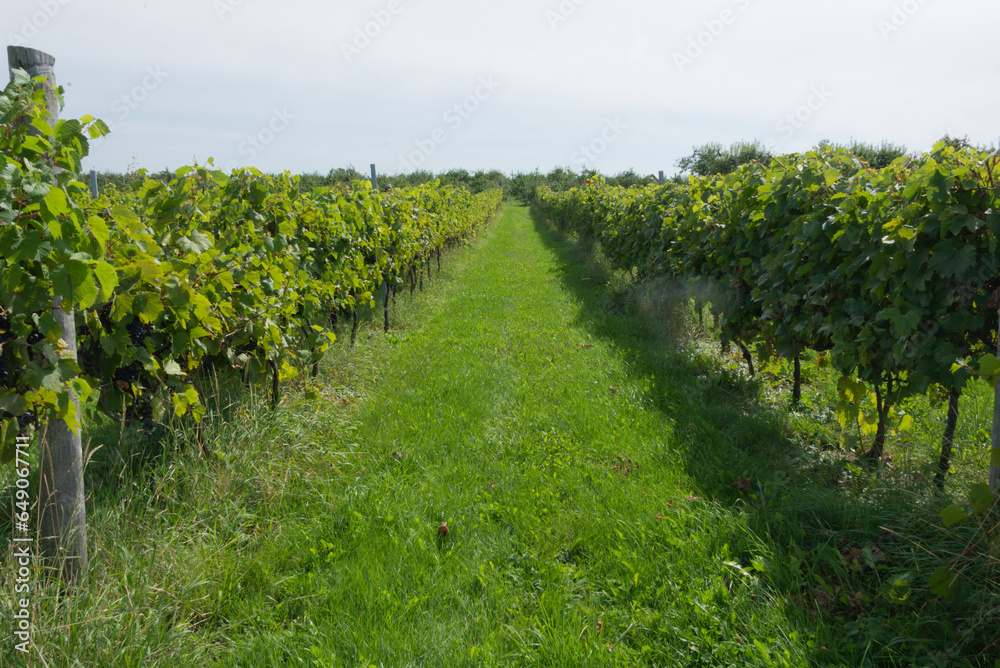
[8,46,89,586]
[370,163,378,192]
[992,305,1000,493]
[658,170,665,186]
[381,278,390,333]
[90,169,98,198]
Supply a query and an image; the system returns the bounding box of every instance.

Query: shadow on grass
[528,204,994,665]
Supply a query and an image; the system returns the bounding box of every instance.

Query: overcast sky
[6,0,997,177]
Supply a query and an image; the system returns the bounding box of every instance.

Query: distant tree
[545,167,581,191]
[675,140,771,176]
[608,169,652,188]
[469,170,511,197]
[814,139,908,169]
[94,168,171,193]
[389,170,434,188]
[850,140,908,168]
[935,134,987,151]
[510,170,546,201]
[438,168,472,189]
[509,168,580,202]
[327,166,366,184]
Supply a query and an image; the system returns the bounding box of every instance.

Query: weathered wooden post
[370,163,391,331]
[992,301,1000,493]
[658,170,665,186]
[8,46,89,586]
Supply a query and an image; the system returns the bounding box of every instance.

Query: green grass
[1,202,998,667]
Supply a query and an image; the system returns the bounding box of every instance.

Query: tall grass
[0,203,996,666]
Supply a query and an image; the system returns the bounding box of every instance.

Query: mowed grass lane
[228,203,813,667]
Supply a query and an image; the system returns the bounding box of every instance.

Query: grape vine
[535,144,1000,463]
[0,72,501,460]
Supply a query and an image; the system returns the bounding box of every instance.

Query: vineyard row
[0,74,502,458]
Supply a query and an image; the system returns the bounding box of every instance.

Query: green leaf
[135,259,162,284]
[896,414,914,432]
[177,230,214,255]
[22,135,51,155]
[929,568,959,598]
[927,169,951,204]
[112,205,143,232]
[111,293,134,323]
[977,354,1000,380]
[0,420,17,465]
[88,215,110,249]
[88,119,111,139]
[92,261,119,302]
[172,391,190,418]
[10,230,43,263]
[51,259,99,308]
[138,295,164,323]
[10,68,31,85]
[22,361,69,393]
[968,484,996,515]
[41,186,69,220]
[941,504,969,528]
[151,397,167,422]
[163,360,184,376]
[0,391,28,416]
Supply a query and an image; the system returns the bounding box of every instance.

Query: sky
[5,0,998,177]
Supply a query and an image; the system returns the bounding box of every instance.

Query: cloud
[6,0,995,175]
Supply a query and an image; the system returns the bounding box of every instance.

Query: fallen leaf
[732,476,752,493]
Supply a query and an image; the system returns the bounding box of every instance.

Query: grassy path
[9,205,997,668]
[16,203,991,667]
[223,203,814,667]
[22,202,861,667]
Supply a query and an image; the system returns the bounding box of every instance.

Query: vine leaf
[51,259,98,308]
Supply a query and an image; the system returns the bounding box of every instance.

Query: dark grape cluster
[954,283,979,308]
[127,319,153,346]
[126,398,155,432]
[113,362,142,385]
[0,358,9,387]
[16,410,35,429]
[97,303,114,332]
[27,329,44,345]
